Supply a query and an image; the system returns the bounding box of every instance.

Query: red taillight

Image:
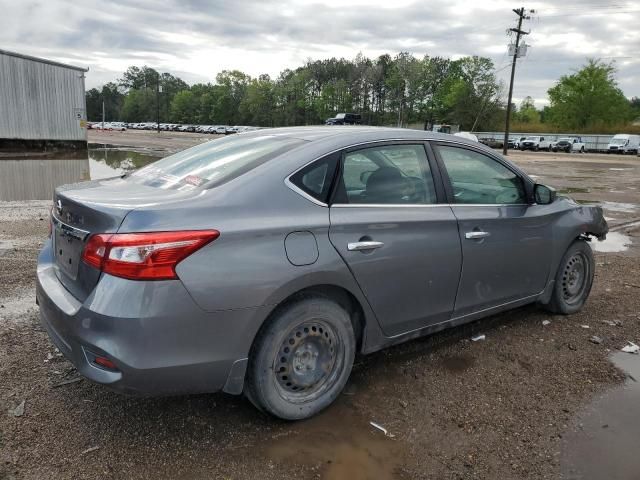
[81,230,219,280]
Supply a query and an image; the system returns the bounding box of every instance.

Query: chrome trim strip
[51,214,90,241]
[284,177,329,207]
[284,136,533,208]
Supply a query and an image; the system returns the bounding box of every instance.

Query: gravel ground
[1,135,639,479]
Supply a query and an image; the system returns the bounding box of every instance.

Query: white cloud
[0,0,637,101]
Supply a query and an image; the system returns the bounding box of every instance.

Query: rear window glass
[127,135,306,190]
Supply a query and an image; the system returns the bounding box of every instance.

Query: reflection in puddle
[0,148,160,201]
[562,352,640,479]
[261,403,404,480]
[592,232,632,253]
[88,147,160,179]
[0,159,90,201]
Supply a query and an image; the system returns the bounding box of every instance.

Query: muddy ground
[1,131,639,479]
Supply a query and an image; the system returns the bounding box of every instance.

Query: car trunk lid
[52,178,201,301]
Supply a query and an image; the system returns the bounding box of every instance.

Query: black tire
[534,145,539,151]
[245,296,356,420]
[542,240,594,314]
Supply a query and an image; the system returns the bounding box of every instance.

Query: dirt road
[1,131,639,479]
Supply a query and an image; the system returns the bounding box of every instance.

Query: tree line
[86,54,639,133]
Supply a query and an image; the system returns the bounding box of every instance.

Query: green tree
[546,59,633,129]
[516,96,540,123]
[121,89,155,122]
[170,90,197,123]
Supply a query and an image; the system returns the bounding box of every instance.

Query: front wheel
[245,296,356,420]
[542,240,594,314]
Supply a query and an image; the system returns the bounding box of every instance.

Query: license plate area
[53,218,89,280]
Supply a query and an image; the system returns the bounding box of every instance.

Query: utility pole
[156,78,161,133]
[502,7,531,155]
[101,100,105,129]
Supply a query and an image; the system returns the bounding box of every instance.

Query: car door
[328,142,462,336]
[432,142,553,317]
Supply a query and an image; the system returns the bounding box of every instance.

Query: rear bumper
[36,239,269,396]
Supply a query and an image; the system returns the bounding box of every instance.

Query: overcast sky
[2,0,638,106]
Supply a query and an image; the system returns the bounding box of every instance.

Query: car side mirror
[534,184,556,205]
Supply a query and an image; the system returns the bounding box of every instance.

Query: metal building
[0,49,88,149]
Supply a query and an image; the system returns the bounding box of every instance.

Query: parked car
[38,127,608,420]
[520,136,552,151]
[109,122,127,131]
[214,126,227,134]
[507,136,525,149]
[607,134,640,154]
[326,113,362,125]
[479,137,504,149]
[552,137,586,153]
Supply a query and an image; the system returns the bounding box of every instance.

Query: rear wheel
[542,240,594,314]
[245,296,355,420]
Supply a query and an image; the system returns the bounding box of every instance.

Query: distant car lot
[88,121,261,134]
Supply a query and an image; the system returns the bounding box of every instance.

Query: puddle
[609,168,632,171]
[441,354,475,373]
[89,148,160,179]
[599,202,639,213]
[559,187,590,194]
[561,352,640,479]
[259,402,405,480]
[592,232,632,253]
[0,149,160,200]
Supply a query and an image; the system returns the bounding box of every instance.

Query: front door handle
[465,231,491,240]
[348,241,384,251]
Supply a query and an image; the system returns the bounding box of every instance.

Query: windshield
[335,113,346,119]
[127,135,306,190]
[525,136,539,141]
[558,138,572,142]
[610,137,627,145]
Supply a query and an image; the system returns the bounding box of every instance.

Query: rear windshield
[127,135,306,190]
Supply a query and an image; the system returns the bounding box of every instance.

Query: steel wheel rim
[273,320,343,403]
[562,252,589,304]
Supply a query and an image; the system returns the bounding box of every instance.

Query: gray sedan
[37,127,608,420]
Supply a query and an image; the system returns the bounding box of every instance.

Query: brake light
[82,230,219,280]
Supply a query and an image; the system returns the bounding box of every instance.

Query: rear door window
[334,144,437,204]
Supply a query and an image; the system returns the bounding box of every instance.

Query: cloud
[1,0,638,103]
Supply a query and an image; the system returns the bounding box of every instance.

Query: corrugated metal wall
[0,52,87,141]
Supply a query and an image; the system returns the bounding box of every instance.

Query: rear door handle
[348,241,384,251]
[465,231,490,240]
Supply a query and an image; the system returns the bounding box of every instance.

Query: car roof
[238,126,482,149]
